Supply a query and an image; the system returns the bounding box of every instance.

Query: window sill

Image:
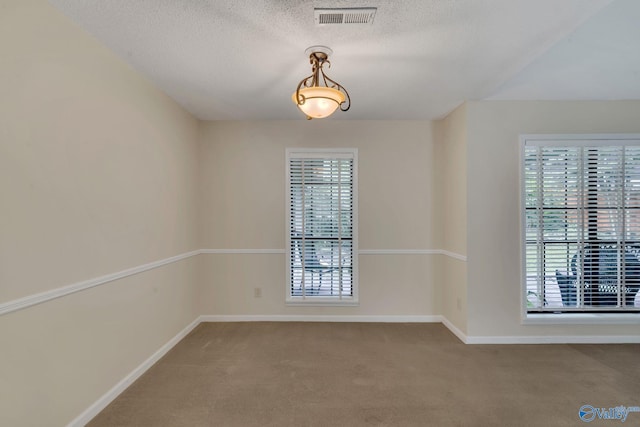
[286,298,359,307]
[524,312,640,325]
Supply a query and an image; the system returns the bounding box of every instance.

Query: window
[286,148,358,304]
[522,135,640,314]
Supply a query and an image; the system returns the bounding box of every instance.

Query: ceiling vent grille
[314,7,377,25]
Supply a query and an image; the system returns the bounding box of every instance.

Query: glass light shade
[291,87,346,119]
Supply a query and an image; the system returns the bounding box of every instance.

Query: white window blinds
[522,136,640,313]
[286,149,358,303]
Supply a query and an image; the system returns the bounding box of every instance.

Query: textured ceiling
[49,0,638,120]
[489,0,640,100]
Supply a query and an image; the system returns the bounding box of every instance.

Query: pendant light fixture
[292,46,350,120]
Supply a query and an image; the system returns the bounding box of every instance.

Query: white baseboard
[464,335,640,344]
[437,316,640,344]
[440,316,468,343]
[200,314,442,323]
[67,316,202,427]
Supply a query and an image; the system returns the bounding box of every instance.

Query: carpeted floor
[88,322,640,426]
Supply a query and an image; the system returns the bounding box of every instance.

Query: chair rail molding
[0,250,201,317]
[1,247,465,317]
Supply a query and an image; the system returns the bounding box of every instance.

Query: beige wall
[466,100,640,337]
[433,104,468,333]
[198,120,438,316]
[0,1,200,425]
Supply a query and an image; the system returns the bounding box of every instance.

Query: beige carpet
[88,322,640,426]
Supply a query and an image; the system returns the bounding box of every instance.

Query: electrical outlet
[254,287,262,298]
[456,297,462,310]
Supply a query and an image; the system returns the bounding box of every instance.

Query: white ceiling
[49,0,640,121]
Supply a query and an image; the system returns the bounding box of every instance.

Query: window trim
[520,133,640,323]
[285,148,359,306]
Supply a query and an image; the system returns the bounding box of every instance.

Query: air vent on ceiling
[314,7,377,25]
